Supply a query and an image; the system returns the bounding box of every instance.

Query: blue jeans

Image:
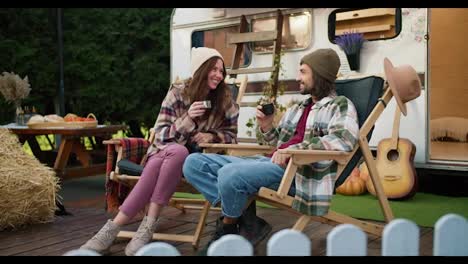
[182,153,287,218]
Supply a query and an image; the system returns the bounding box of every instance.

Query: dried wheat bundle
[430,117,468,142]
[0,128,59,230]
[0,72,31,102]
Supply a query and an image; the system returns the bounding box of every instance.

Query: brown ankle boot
[125,216,159,256]
[198,217,239,256]
[80,220,120,254]
[239,201,272,246]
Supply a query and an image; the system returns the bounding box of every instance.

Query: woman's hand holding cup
[188,101,207,119]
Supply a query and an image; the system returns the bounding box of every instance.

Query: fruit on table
[64,113,96,122]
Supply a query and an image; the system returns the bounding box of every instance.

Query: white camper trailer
[170,8,468,175]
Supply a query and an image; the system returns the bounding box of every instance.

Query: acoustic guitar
[366,107,418,200]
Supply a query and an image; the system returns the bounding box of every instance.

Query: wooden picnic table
[3,123,127,180]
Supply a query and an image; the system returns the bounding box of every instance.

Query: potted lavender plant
[335,32,365,71]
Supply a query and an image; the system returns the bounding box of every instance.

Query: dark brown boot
[198,217,239,256]
[238,201,272,246]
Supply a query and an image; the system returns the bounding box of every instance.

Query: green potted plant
[335,31,366,71]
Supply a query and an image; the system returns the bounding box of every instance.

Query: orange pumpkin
[336,168,367,196]
[358,162,370,182]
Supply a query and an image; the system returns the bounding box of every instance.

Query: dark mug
[261,103,275,116]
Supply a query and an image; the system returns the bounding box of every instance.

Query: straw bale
[0,128,59,230]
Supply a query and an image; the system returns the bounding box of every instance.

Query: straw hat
[383,58,421,116]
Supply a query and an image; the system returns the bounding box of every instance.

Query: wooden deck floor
[0,202,435,256]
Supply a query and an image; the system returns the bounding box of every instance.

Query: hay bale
[0,128,59,230]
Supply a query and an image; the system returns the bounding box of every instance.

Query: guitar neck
[390,107,401,150]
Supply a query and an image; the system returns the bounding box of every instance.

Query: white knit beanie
[191,47,224,76]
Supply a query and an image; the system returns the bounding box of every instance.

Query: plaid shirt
[148,81,239,155]
[260,95,359,216]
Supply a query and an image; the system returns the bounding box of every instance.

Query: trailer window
[191,25,251,68]
[252,11,312,52]
[328,8,402,42]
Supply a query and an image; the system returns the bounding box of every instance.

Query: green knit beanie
[300,49,340,82]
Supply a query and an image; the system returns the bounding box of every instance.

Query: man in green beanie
[183,48,359,254]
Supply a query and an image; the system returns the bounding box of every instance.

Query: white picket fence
[64,213,468,256]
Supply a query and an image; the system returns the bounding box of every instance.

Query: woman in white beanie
[80,47,239,256]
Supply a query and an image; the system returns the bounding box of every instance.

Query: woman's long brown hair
[182,56,233,123]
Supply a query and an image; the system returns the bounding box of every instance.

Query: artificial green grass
[174,192,468,227]
[330,192,468,227]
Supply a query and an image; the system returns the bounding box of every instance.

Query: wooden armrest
[261,149,350,200]
[103,139,121,145]
[199,143,275,157]
[278,149,351,165]
[199,143,274,150]
[102,139,124,158]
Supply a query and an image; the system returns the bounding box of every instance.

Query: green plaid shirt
[260,95,359,216]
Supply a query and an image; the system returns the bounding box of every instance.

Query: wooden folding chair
[200,75,396,236]
[103,74,248,249]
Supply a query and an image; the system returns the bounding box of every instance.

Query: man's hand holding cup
[256,101,275,132]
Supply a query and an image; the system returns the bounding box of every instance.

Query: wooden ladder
[227,9,284,99]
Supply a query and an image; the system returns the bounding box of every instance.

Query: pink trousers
[119,144,189,219]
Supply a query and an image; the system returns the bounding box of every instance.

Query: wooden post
[390,107,401,150]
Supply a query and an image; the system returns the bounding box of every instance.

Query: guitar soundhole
[387,149,399,161]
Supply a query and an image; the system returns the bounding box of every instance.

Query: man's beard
[300,83,315,95]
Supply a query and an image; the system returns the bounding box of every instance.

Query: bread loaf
[44,114,64,123]
[27,115,45,124]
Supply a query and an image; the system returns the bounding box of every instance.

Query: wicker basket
[27,113,98,129]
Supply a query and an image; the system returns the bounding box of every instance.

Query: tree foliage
[0,8,58,123]
[0,8,172,136]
